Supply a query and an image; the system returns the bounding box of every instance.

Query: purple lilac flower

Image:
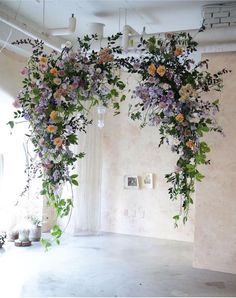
[23,112,31,120]
[149,114,161,126]
[56,61,64,69]
[159,101,167,109]
[163,110,174,117]
[147,76,157,83]
[166,70,173,79]
[174,77,181,85]
[160,95,167,102]
[133,62,141,70]
[20,67,28,76]
[167,90,174,99]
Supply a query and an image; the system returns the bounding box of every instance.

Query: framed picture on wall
[124,175,139,189]
[142,173,153,189]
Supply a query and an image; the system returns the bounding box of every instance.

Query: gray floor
[0,233,236,297]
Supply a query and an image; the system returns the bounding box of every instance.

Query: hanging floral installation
[127,31,229,225]
[9,29,229,247]
[9,34,126,248]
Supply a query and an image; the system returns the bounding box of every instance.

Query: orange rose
[186,140,195,149]
[50,111,58,120]
[174,47,183,56]
[156,65,166,77]
[175,113,184,123]
[53,137,63,147]
[50,68,59,76]
[47,125,57,133]
[148,63,156,76]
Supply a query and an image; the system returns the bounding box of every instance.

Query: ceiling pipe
[124,26,236,49]
[0,9,62,52]
[92,25,236,54]
[47,14,76,36]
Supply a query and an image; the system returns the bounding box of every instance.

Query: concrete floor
[0,233,236,297]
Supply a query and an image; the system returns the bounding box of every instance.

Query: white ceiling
[0,0,234,44]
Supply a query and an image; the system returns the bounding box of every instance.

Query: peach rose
[186,140,195,149]
[50,68,59,76]
[50,111,58,120]
[147,63,156,76]
[175,113,184,123]
[97,48,113,64]
[53,78,61,85]
[174,47,183,56]
[47,125,57,133]
[39,56,48,65]
[156,65,166,77]
[53,137,63,147]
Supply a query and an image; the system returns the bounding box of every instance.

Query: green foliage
[7,121,14,129]
[128,30,228,225]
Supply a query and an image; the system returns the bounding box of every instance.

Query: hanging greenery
[126,31,229,225]
[9,34,126,249]
[9,29,228,247]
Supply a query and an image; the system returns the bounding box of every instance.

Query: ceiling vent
[203,2,236,28]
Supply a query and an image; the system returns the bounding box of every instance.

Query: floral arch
[9,31,229,248]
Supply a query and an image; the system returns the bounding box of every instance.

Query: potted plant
[0,232,6,248]
[27,216,42,242]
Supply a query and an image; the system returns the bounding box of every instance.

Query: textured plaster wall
[193,52,236,274]
[101,72,194,242]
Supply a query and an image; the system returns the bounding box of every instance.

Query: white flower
[160,83,170,90]
[61,83,67,90]
[29,93,36,99]
[64,41,72,48]
[53,155,62,164]
[60,95,66,102]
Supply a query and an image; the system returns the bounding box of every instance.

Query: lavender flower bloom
[160,95,167,102]
[133,62,141,70]
[149,114,161,126]
[23,112,31,120]
[65,125,73,134]
[53,170,60,182]
[175,166,182,173]
[147,76,157,83]
[167,90,174,99]
[166,70,174,79]
[56,61,64,69]
[159,101,167,109]
[174,77,181,85]
[163,110,174,117]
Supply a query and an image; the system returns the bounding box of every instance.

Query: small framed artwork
[124,175,139,189]
[142,173,153,189]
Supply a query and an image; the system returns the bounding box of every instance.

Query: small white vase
[18,228,30,242]
[29,226,42,241]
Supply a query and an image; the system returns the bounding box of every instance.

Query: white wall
[100,72,194,242]
[193,52,236,274]
[0,50,43,231]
